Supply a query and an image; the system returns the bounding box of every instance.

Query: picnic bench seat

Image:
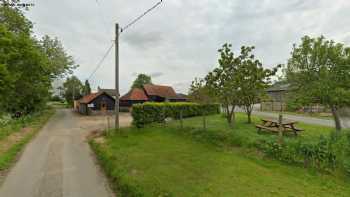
[256,118,304,136]
[256,125,279,133]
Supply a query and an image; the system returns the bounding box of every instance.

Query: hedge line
[132,102,220,128]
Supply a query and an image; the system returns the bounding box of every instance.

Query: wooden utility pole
[114,23,120,130]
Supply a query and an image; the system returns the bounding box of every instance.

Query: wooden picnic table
[256,118,304,136]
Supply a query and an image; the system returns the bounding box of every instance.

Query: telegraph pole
[114,23,120,130]
[113,1,163,130]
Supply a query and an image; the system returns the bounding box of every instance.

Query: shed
[78,92,115,115]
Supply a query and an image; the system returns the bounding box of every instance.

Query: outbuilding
[78,92,115,115]
[120,88,149,107]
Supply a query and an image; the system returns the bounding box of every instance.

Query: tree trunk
[244,104,254,124]
[227,114,232,127]
[225,105,230,118]
[247,112,251,124]
[228,106,236,128]
[331,105,342,132]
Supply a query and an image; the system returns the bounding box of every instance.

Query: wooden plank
[256,125,279,132]
[261,118,296,125]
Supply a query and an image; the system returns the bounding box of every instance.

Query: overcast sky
[24,0,350,94]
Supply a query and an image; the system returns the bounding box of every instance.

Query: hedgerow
[131,102,220,128]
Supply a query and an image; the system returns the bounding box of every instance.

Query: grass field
[91,113,349,196]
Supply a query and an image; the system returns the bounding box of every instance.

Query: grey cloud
[131,72,164,78]
[25,0,350,93]
[149,72,164,78]
[122,31,164,49]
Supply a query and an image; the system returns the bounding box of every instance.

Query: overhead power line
[87,0,164,83]
[87,42,114,80]
[120,0,163,33]
[94,0,111,34]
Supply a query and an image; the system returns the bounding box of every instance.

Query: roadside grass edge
[0,108,55,173]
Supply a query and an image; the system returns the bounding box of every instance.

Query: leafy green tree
[286,36,350,132]
[235,46,279,123]
[0,5,76,113]
[131,74,152,89]
[83,80,92,96]
[40,35,77,78]
[63,76,83,106]
[0,21,50,112]
[0,3,32,35]
[205,43,241,127]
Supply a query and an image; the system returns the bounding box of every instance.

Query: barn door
[101,101,107,112]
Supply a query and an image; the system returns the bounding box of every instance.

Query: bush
[255,134,347,171]
[50,95,63,102]
[132,102,220,128]
[286,99,302,111]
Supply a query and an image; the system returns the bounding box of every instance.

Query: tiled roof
[79,92,103,104]
[120,88,149,101]
[143,84,177,98]
[98,88,117,97]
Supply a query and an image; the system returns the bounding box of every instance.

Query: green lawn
[91,113,349,196]
[168,113,335,142]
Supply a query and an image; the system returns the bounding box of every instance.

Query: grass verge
[91,113,350,196]
[91,127,350,196]
[0,107,54,171]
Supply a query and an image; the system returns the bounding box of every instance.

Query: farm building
[97,87,118,98]
[120,88,149,107]
[119,84,188,107]
[260,83,289,111]
[261,83,330,113]
[77,92,115,115]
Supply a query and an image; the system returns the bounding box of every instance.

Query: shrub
[255,134,346,171]
[132,102,220,128]
[286,98,304,111]
[50,95,63,102]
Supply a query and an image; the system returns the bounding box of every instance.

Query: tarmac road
[0,109,131,197]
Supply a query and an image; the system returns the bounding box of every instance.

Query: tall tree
[205,43,241,127]
[40,35,77,78]
[131,74,152,89]
[286,35,350,132]
[83,80,92,96]
[63,76,83,106]
[0,5,77,113]
[235,46,279,123]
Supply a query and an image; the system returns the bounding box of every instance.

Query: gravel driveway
[0,109,131,197]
